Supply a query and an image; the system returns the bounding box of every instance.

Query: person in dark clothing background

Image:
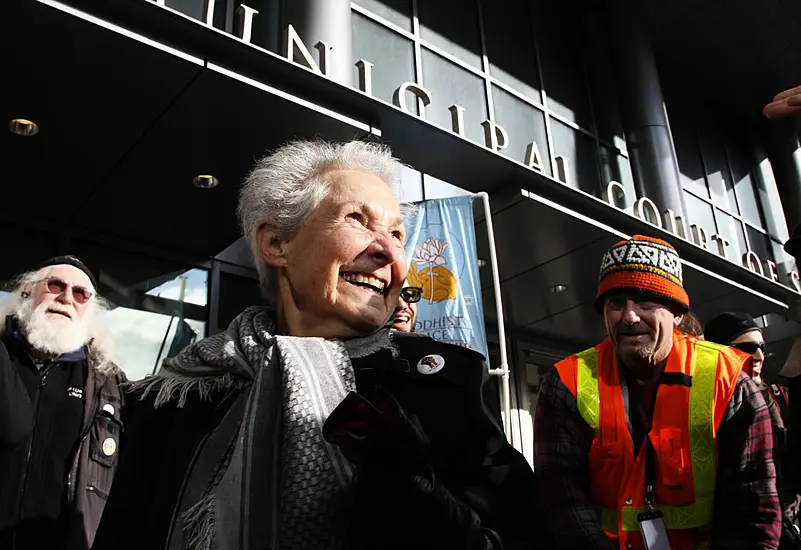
[781,225,801,547]
[391,284,421,333]
[705,312,801,548]
[0,256,126,550]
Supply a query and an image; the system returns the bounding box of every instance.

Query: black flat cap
[38,255,98,290]
[704,312,760,346]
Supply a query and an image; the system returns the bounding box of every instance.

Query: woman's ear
[256,222,290,268]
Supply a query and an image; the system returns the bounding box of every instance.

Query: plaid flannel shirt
[533,367,781,550]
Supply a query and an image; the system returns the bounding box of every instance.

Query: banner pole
[474,192,514,446]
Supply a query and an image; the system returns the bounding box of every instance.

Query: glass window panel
[491,85,550,176]
[726,133,765,227]
[599,146,636,210]
[418,1,482,68]
[352,13,417,114]
[550,119,600,197]
[763,313,788,326]
[682,192,718,245]
[147,268,208,306]
[733,170,763,227]
[582,17,624,147]
[353,0,412,31]
[696,112,737,213]
[772,238,798,281]
[714,209,748,263]
[534,6,593,129]
[481,0,541,102]
[421,48,488,146]
[400,165,423,203]
[746,226,774,263]
[423,173,472,200]
[106,309,205,381]
[165,0,204,22]
[71,241,209,381]
[666,102,709,200]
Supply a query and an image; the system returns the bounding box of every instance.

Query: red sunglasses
[43,276,94,304]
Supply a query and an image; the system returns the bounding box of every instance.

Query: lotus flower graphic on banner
[404,196,488,358]
[409,237,458,304]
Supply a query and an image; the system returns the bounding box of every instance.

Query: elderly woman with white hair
[92,140,541,550]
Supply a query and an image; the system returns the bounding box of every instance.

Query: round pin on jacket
[417,354,445,375]
[102,437,117,456]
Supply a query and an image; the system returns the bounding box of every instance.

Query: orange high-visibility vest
[554,332,748,550]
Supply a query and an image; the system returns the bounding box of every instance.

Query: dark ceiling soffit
[47,0,382,128]
[516,189,794,311]
[0,211,213,273]
[41,0,799,308]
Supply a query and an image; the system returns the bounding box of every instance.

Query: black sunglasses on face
[731,341,765,355]
[400,286,423,304]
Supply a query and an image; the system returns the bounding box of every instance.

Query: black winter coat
[93,332,543,550]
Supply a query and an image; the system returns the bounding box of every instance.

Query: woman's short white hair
[237,139,406,291]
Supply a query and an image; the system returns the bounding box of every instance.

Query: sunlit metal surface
[192,175,219,189]
[8,118,39,137]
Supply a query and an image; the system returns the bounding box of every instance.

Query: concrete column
[768,119,801,232]
[604,0,685,217]
[282,0,352,86]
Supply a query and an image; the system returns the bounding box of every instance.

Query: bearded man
[534,235,781,549]
[0,256,126,550]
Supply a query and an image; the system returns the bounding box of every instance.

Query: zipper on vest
[15,360,55,521]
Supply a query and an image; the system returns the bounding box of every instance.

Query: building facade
[4,0,801,461]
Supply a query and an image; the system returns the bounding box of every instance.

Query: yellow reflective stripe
[576,348,600,433]
[601,507,616,533]
[591,342,722,534]
[602,496,714,533]
[689,343,718,511]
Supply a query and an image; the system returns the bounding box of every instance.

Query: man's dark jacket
[93,332,542,549]
[0,316,126,549]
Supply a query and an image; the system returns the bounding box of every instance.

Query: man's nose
[621,300,641,324]
[55,288,74,305]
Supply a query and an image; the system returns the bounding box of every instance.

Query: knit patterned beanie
[595,235,689,313]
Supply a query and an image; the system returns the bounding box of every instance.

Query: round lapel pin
[102,437,117,456]
[417,354,445,375]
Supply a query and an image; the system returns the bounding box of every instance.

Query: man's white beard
[16,299,91,356]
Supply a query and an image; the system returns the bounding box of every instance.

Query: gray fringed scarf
[130,306,391,550]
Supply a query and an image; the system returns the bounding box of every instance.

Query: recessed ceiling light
[192,174,219,189]
[8,118,39,137]
[550,284,569,293]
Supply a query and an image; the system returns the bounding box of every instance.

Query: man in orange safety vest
[534,234,781,549]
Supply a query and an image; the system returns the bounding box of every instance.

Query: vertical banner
[404,195,489,359]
